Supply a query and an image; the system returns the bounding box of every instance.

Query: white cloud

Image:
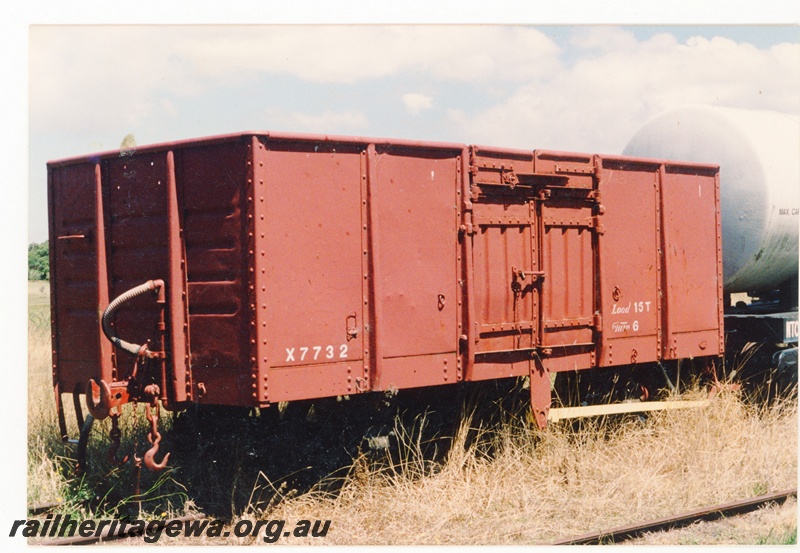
[174,26,561,84]
[569,26,638,53]
[29,26,202,134]
[448,32,800,154]
[29,26,800,150]
[30,26,561,134]
[264,107,369,133]
[402,93,433,114]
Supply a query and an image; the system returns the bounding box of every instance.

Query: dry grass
[27,280,797,544]
[28,281,66,508]
[247,392,796,545]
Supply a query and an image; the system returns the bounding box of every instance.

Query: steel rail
[38,513,206,546]
[27,502,63,516]
[552,488,797,545]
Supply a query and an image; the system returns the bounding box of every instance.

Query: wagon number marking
[285,344,348,363]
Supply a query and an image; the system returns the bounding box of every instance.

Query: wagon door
[468,147,601,430]
[533,151,600,373]
[468,148,542,382]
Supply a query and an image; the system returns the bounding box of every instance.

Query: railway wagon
[48,132,724,463]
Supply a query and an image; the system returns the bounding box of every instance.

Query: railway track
[552,488,797,545]
[27,501,63,516]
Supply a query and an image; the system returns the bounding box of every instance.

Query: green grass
[757,526,797,545]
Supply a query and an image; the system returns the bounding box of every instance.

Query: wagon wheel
[75,414,95,476]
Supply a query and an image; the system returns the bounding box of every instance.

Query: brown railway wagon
[48,131,723,438]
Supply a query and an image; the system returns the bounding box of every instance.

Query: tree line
[28,241,49,280]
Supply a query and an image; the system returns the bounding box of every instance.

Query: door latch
[346,312,359,340]
[511,266,546,284]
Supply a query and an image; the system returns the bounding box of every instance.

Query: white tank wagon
[623,105,799,296]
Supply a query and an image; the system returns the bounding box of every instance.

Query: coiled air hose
[101,279,164,356]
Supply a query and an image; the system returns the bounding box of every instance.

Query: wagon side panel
[369,147,460,391]
[258,140,367,402]
[596,160,661,368]
[660,166,724,359]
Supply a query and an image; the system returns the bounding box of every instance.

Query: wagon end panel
[256,139,367,402]
[104,152,171,387]
[178,141,252,407]
[48,162,110,395]
[369,146,460,391]
[50,137,260,410]
[659,165,724,359]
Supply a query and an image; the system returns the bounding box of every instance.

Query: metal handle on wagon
[101,279,165,357]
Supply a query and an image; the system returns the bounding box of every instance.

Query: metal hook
[107,414,129,466]
[86,378,112,420]
[143,433,170,471]
[143,402,170,471]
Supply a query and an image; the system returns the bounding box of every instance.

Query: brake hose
[101,279,164,356]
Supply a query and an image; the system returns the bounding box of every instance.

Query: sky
[26,23,800,243]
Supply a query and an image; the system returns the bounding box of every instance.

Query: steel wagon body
[48,131,723,432]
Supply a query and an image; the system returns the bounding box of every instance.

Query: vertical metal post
[460,148,476,379]
[94,163,113,383]
[591,155,604,367]
[535,188,546,348]
[713,171,725,355]
[658,164,673,359]
[654,165,663,360]
[250,136,271,406]
[359,148,372,391]
[166,150,189,403]
[365,144,384,388]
